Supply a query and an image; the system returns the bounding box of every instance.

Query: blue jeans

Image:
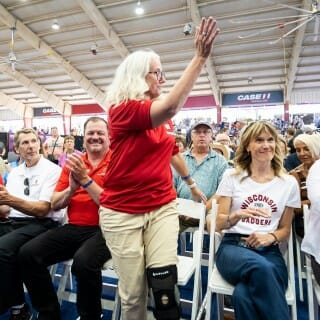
[216,234,290,320]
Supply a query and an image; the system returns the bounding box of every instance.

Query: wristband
[269,232,279,244]
[187,181,197,189]
[182,174,191,181]
[81,179,93,189]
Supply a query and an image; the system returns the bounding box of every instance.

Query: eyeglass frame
[148,70,165,81]
[24,177,30,196]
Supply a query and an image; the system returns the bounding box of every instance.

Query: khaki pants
[99,200,179,320]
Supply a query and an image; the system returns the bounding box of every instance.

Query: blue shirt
[3,158,20,185]
[173,149,228,200]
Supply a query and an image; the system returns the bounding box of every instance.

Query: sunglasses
[24,178,30,196]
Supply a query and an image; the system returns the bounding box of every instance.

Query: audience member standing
[207,121,300,320]
[0,128,63,319]
[19,117,111,320]
[43,127,64,164]
[67,17,219,320]
[234,118,247,146]
[58,135,83,167]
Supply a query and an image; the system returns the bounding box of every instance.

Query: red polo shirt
[55,151,111,226]
[100,100,178,214]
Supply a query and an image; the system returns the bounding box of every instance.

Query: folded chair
[176,198,206,320]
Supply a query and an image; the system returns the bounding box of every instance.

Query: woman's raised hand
[194,17,220,58]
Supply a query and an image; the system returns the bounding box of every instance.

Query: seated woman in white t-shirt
[207,121,300,320]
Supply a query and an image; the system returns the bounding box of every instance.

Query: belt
[223,233,249,238]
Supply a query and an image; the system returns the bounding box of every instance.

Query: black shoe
[9,304,32,320]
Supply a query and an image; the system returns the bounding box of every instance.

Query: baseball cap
[191,121,213,131]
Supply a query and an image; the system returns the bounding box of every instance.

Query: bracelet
[81,179,93,189]
[182,174,191,181]
[187,181,197,189]
[269,232,279,244]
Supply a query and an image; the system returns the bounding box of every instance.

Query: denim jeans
[216,233,290,320]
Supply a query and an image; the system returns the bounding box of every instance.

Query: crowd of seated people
[1,113,320,320]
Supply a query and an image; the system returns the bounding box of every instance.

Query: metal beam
[285,0,310,101]
[0,2,108,111]
[75,0,130,58]
[0,64,72,116]
[0,91,32,118]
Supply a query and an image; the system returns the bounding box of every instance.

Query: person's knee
[71,251,95,278]
[17,242,35,266]
[250,258,273,274]
[147,265,180,320]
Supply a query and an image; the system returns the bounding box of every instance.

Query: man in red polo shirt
[19,117,111,320]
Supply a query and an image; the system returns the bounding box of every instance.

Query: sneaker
[9,304,32,320]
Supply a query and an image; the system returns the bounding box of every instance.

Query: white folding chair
[176,198,206,320]
[294,229,306,302]
[55,258,120,320]
[303,204,320,320]
[198,207,297,320]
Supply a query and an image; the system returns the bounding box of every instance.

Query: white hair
[106,50,160,107]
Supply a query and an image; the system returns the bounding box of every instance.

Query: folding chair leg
[56,263,72,304]
[111,288,121,320]
[204,291,212,320]
[295,235,304,302]
[216,294,225,320]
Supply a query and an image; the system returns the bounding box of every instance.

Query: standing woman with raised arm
[66,17,219,320]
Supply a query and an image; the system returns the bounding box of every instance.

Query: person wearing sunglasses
[0,128,64,320]
[66,17,219,320]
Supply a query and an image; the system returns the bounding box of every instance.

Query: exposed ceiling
[0,0,319,118]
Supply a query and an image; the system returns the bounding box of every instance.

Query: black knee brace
[147,265,181,320]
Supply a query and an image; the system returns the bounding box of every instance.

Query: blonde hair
[234,121,285,180]
[106,50,160,106]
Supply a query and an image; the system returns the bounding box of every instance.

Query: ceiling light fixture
[135,1,144,15]
[51,20,60,30]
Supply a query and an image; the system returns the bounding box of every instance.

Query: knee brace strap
[147,265,180,320]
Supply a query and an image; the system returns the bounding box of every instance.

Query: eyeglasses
[24,178,30,196]
[148,71,165,81]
